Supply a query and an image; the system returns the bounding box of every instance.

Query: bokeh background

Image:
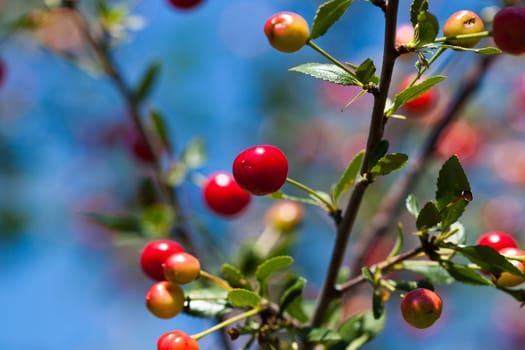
[1,0,525,349]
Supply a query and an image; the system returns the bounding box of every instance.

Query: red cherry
[145,281,185,319]
[492,7,525,55]
[141,240,185,281]
[232,145,288,195]
[167,0,203,10]
[163,252,201,284]
[435,121,481,164]
[476,231,519,252]
[400,288,443,329]
[158,330,199,350]
[203,172,251,217]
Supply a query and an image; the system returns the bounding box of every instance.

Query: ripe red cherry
[158,330,199,350]
[400,288,443,329]
[233,145,288,195]
[167,0,203,10]
[492,7,525,55]
[264,12,310,53]
[476,231,519,252]
[398,75,437,112]
[141,240,185,281]
[203,172,251,217]
[435,121,481,164]
[145,281,185,319]
[163,252,201,285]
[495,247,525,287]
[443,10,485,48]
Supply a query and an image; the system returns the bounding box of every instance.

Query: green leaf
[387,224,404,259]
[406,10,439,49]
[337,311,386,349]
[149,110,171,151]
[435,155,471,230]
[367,140,389,170]
[279,277,309,323]
[141,204,175,237]
[416,201,441,230]
[405,194,419,218]
[289,63,361,86]
[227,289,262,308]
[409,0,428,26]
[370,153,408,177]
[221,264,253,290]
[186,289,231,318]
[361,266,375,284]
[355,58,378,84]
[255,255,294,284]
[442,262,493,286]
[401,261,454,285]
[300,327,342,343]
[135,61,161,102]
[166,163,188,186]
[387,75,446,116]
[453,245,523,277]
[181,137,206,169]
[332,150,364,203]
[311,0,354,39]
[85,212,142,234]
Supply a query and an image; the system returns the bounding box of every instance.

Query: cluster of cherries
[203,145,288,217]
[400,230,525,330]
[476,230,525,287]
[141,239,201,349]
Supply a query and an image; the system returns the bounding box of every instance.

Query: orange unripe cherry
[145,281,185,319]
[400,288,443,329]
[494,247,525,287]
[264,12,310,53]
[443,10,485,48]
[163,252,201,285]
[264,200,304,233]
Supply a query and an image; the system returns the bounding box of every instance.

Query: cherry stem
[337,246,425,293]
[306,41,364,88]
[200,270,233,291]
[191,306,263,340]
[434,31,492,43]
[285,178,337,213]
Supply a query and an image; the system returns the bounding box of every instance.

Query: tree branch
[309,0,400,328]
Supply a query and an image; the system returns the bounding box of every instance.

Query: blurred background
[1,0,525,349]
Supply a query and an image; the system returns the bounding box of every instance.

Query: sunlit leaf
[290,63,360,86]
[370,153,408,177]
[416,201,440,230]
[332,150,364,204]
[227,289,262,308]
[311,0,354,39]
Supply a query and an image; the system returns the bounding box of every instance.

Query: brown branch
[347,53,499,282]
[309,0,400,328]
